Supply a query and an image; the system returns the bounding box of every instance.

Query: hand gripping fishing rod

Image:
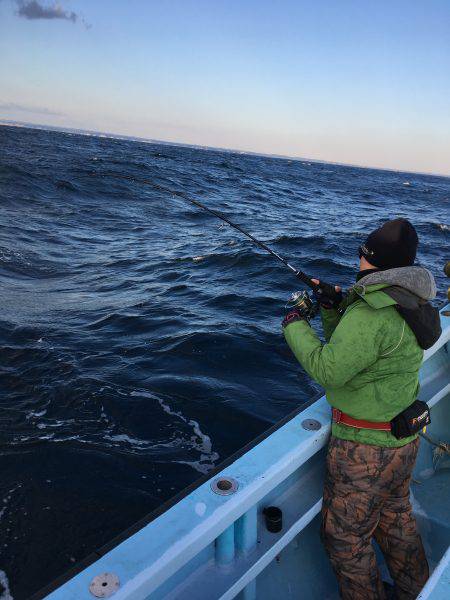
[92,171,338,302]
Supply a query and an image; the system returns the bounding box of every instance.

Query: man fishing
[282,218,442,600]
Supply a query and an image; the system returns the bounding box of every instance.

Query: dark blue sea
[0,124,448,599]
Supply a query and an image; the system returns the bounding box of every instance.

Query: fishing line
[91,171,320,291]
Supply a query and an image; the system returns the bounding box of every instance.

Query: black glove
[312,280,343,309]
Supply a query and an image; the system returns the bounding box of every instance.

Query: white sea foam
[36,419,74,429]
[1,484,23,523]
[130,390,219,472]
[15,389,218,474]
[0,570,13,600]
[26,409,47,419]
[0,248,29,265]
[0,497,9,522]
[103,434,151,447]
[175,458,217,474]
[437,223,450,232]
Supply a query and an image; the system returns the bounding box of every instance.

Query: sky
[1,0,449,175]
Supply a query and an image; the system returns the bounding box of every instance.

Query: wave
[0,484,21,525]
[130,390,219,473]
[0,246,66,279]
[0,570,13,600]
[55,179,79,192]
[271,233,327,245]
[8,388,219,475]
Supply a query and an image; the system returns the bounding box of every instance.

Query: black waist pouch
[390,400,431,440]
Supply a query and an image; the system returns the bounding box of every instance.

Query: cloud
[0,101,65,116]
[14,1,91,27]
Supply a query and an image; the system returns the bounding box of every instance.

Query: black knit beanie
[359,218,418,269]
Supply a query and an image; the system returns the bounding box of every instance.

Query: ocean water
[0,124,449,599]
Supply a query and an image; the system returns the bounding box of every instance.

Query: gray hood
[356,266,437,301]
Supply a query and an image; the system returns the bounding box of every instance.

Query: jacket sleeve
[283,303,384,388]
[320,307,342,342]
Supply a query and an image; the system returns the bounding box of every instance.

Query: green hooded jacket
[283,266,440,447]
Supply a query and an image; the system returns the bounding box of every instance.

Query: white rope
[381,320,406,357]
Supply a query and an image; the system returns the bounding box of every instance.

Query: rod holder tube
[235,506,257,555]
[215,524,235,566]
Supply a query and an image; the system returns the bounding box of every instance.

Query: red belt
[332,408,391,431]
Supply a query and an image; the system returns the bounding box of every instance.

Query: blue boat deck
[418,547,450,600]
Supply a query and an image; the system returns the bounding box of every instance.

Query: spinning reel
[285,290,319,321]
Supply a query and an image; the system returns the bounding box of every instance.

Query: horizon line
[1,118,449,180]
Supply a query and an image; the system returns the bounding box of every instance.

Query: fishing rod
[91,171,339,309]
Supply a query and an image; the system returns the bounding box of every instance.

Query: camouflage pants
[321,437,429,600]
